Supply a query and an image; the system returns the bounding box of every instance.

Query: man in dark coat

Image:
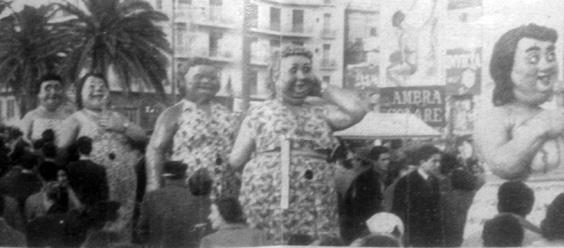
[391,145,444,247]
[136,162,213,248]
[66,136,109,207]
[340,146,391,243]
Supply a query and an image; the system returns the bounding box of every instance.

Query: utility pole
[170,0,177,104]
[240,0,251,113]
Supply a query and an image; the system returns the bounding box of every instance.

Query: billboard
[379,86,446,127]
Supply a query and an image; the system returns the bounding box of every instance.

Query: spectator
[137,164,213,248]
[463,181,540,246]
[200,197,268,248]
[67,136,109,207]
[0,151,42,213]
[531,193,564,246]
[341,146,390,243]
[442,169,478,247]
[0,193,25,233]
[391,144,444,247]
[482,213,524,247]
[0,193,26,247]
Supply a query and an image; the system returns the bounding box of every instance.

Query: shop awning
[334,112,441,139]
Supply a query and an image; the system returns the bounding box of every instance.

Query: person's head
[45,181,69,211]
[9,139,29,164]
[440,152,460,176]
[76,136,93,156]
[76,73,110,110]
[411,145,442,175]
[371,146,391,171]
[450,169,477,191]
[41,129,55,143]
[268,45,318,105]
[57,168,68,185]
[351,233,401,247]
[365,212,404,240]
[41,142,57,159]
[38,159,58,182]
[540,193,564,240]
[179,57,220,103]
[490,23,558,106]
[209,197,245,229]
[187,168,213,196]
[162,161,187,180]
[36,73,64,111]
[482,213,524,247]
[20,151,37,170]
[497,181,535,217]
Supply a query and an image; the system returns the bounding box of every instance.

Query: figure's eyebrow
[525,46,540,53]
[546,44,556,52]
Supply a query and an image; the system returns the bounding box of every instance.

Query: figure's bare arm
[19,111,35,142]
[145,104,181,192]
[320,85,367,131]
[474,108,548,179]
[229,117,255,170]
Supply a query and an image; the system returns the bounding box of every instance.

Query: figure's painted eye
[302,66,311,73]
[528,54,540,64]
[546,51,556,62]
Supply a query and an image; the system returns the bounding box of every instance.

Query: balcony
[192,8,237,29]
[320,58,337,70]
[206,49,235,63]
[249,24,314,38]
[320,28,337,39]
[250,52,270,66]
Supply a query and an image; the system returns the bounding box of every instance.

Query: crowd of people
[0,22,564,248]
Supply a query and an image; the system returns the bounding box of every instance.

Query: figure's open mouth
[538,74,553,87]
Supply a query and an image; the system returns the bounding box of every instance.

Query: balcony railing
[320,58,337,69]
[250,24,314,38]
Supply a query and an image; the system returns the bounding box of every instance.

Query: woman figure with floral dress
[229,46,367,244]
[57,73,146,240]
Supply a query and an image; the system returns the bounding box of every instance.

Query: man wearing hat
[340,146,391,244]
[137,162,213,248]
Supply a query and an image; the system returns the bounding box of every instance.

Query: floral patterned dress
[239,100,339,244]
[171,100,237,197]
[72,110,141,238]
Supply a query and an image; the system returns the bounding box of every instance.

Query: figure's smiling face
[275,55,317,105]
[511,37,558,105]
[81,76,109,110]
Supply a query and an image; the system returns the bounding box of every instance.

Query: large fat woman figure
[57,73,146,240]
[229,46,367,244]
[466,23,564,237]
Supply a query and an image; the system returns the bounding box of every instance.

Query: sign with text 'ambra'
[379,86,446,127]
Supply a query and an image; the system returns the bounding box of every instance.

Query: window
[323,44,330,58]
[370,27,378,37]
[323,13,331,29]
[174,23,187,47]
[210,0,223,21]
[156,0,162,9]
[6,99,14,119]
[322,76,330,83]
[249,70,258,96]
[291,40,304,46]
[179,0,191,4]
[210,0,222,5]
[247,3,258,28]
[209,32,223,57]
[270,7,280,31]
[292,9,304,32]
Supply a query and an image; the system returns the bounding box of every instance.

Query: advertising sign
[380,86,446,127]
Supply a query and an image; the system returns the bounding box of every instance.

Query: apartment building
[153,0,346,111]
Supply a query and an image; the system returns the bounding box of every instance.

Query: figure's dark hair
[215,197,246,224]
[491,23,557,106]
[411,145,441,166]
[75,73,109,109]
[76,136,93,156]
[497,181,534,216]
[540,193,564,240]
[482,213,524,247]
[35,73,63,95]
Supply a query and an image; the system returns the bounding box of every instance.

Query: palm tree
[0,3,71,116]
[56,0,171,97]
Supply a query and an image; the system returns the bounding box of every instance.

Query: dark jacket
[0,167,42,213]
[66,159,109,207]
[340,169,384,244]
[391,170,444,247]
[136,180,212,248]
